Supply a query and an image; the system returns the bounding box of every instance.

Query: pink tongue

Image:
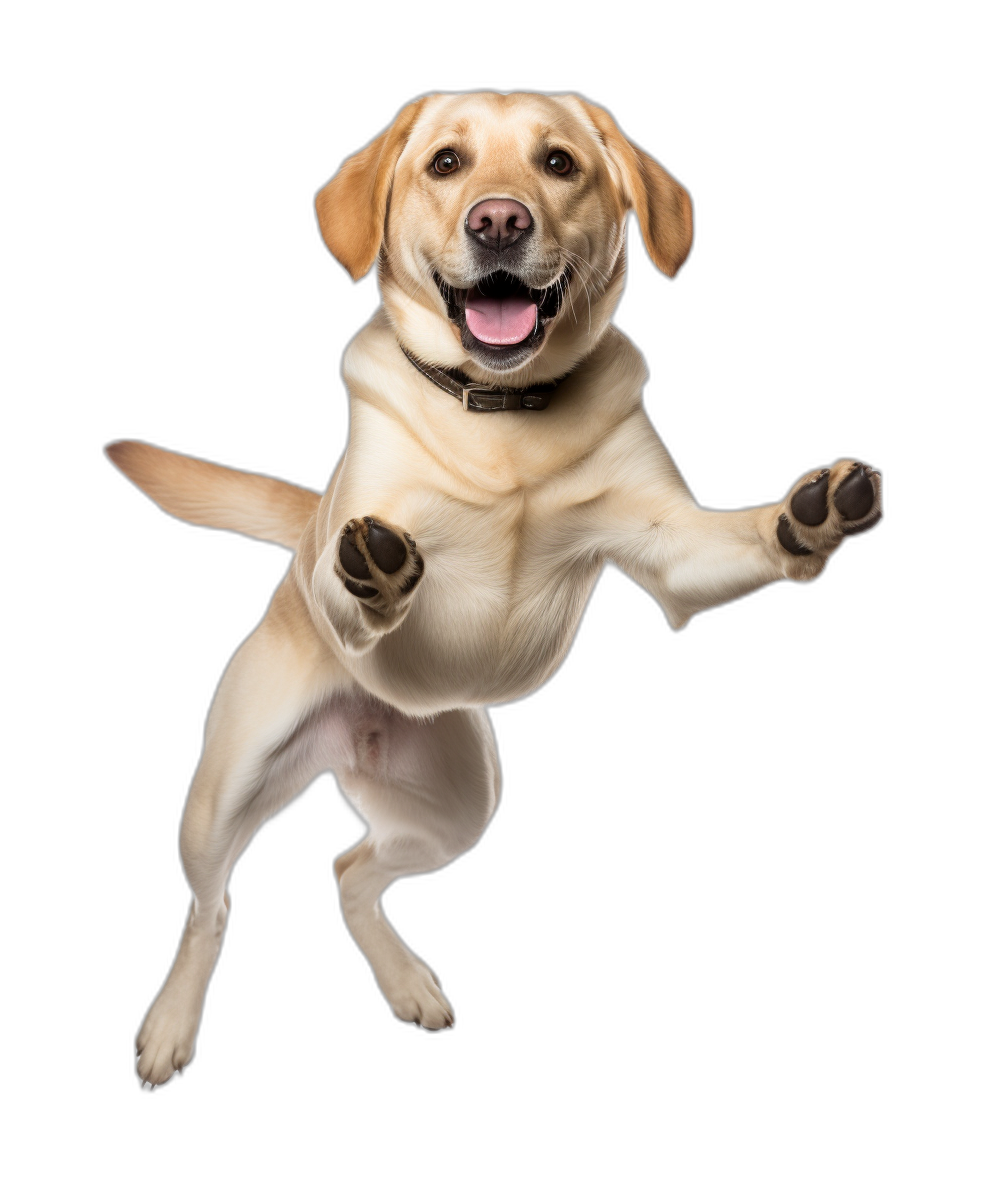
[464,292,538,345]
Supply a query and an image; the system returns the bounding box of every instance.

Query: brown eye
[546,150,574,176]
[432,150,460,175]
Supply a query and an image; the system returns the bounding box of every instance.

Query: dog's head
[316,92,692,382]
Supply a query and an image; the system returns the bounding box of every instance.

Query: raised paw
[336,516,424,613]
[776,460,882,577]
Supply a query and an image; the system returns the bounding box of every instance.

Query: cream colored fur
[108,92,880,1086]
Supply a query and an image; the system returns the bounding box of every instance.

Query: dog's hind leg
[135,575,346,1086]
[329,702,500,1029]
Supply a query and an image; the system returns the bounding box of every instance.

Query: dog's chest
[361,482,603,710]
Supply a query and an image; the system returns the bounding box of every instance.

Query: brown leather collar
[400,347,563,411]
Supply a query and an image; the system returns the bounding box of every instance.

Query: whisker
[563,270,577,326]
[568,258,592,333]
[560,246,610,289]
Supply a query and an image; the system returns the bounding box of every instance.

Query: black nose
[466,199,533,249]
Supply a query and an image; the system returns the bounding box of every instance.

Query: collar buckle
[400,346,564,413]
[460,382,496,411]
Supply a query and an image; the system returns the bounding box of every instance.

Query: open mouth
[434,268,568,371]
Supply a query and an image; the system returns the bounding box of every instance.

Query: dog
[107,91,882,1086]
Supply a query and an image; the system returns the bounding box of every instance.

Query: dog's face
[316,93,692,382]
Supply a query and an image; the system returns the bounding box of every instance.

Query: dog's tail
[105,440,322,550]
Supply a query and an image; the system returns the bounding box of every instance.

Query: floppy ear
[577,98,693,278]
[315,99,426,280]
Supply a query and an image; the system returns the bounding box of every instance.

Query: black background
[86,48,904,1108]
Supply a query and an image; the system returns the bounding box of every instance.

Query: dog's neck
[400,347,568,412]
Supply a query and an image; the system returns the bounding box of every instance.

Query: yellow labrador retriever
[108,91,881,1086]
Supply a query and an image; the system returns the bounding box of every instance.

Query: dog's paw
[136,990,199,1087]
[384,958,455,1030]
[776,461,882,578]
[336,517,424,613]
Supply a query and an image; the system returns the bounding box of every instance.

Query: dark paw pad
[364,517,407,573]
[834,466,875,521]
[339,532,370,580]
[343,578,378,598]
[841,508,882,536]
[790,470,830,526]
[777,514,813,556]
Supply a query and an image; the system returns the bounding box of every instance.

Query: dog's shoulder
[571,325,648,416]
[339,309,399,400]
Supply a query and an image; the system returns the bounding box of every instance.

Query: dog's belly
[355,554,604,713]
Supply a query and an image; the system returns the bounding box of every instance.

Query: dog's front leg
[597,421,881,628]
